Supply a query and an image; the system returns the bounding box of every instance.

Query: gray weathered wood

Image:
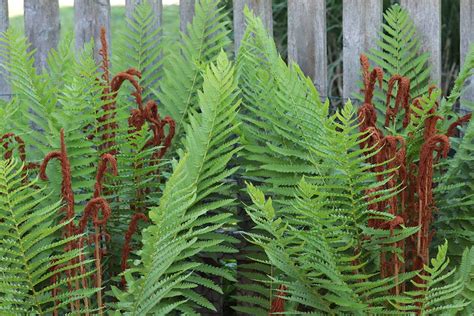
[24,0,60,71]
[0,0,10,98]
[74,0,111,61]
[233,0,273,53]
[342,0,383,100]
[97,0,111,56]
[400,0,441,85]
[288,0,327,94]
[180,0,195,33]
[460,0,474,110]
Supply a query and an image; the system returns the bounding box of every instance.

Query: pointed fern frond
[158,0,231,138]
[0,159,95,314]
[114,1,163,101]
[393,241,472,315]
[112,51,240,314]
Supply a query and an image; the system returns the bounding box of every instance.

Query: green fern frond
[111,51,240,314]
[158,0,231,138]
[114,1,163,101]
[0,159,96,314]
[237,8,327,207]
[393,241,472,315]
[359,4,431,126]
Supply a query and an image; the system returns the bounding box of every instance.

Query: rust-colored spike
[385,75,410,127]
[447,113,471,137]
[416,134,450,263]
[269,284,287,314]
[40,129,75,222]
[99,27,110,87]
[77,197,112,234]
[94,153,118,198]
[423,115,444,141]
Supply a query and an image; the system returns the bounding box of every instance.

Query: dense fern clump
[0,1,472,314]
[112,51,240,314]
[0,159,96,314]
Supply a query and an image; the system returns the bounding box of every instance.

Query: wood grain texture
[233,0,273,53]
[342,0,383,100]
[24,0,60,71]
[179,0,195,33]
[0,0,9,98]
[288,0,327,94]
[74,0,111,61]
[460,0,474,109]
[400,0,441,85]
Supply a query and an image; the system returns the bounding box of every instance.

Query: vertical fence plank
[74,0,111,60]
[97,0,111,54]
[24,0,60,71]
[342,0,383,101]
[233,0,273,53]
[460,0,474,110]
[288,0,327,95]
[400,0,441,85]
[180,0,195,33]
[0,0,9,99]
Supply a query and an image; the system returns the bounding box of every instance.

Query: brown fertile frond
[94,153,118,198]
[447,113,472,137]
[385,75,411,127]
[77,197,112,233]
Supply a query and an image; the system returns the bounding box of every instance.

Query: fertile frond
[158,0,231,139]
[111,51,241,314]
[0,159,95,314]
[361,4,431,125]
[243,101,419,314]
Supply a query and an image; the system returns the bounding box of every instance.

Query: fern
[393,241,473,315]
[245,101,420,314]
[113,1,163,101]
[111,51,240,314]
[435,46,474,260]
[158,0,231,138]
[0,159,96,314]
[359,4,431,126]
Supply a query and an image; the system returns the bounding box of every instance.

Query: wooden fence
[0,0,473,104]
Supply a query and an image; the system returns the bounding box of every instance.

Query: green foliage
[0,159,95,314]
[113,2,163,101]
[393,241,473,315]
[362,4,431,125]
[244,102,420,315]
[435,46,474,261]
[158,0,231,139]
[237,8,326,206]
[112,51,241,314]
[0,2,472,315]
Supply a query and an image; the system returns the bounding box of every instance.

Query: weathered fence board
[233,0,273,53]
[74,0,111,61]
[460,0,474,108]
[342,0,383,100]
[400,0,441,85]
[0,0,9,98]
[24,0,60,71]
[180,0,195,33]
[288,0,327,95]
